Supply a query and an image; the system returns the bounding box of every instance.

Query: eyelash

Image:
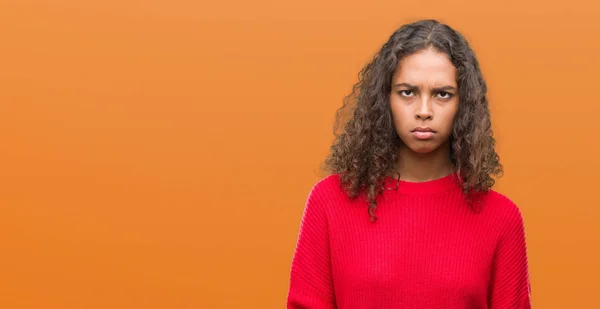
[397,90,454,99]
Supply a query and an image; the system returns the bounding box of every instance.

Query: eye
[398,90,414,97]
[437,91,453,99]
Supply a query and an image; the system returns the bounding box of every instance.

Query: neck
[394,141,454,182]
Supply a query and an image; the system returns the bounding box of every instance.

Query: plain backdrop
[1,0,599,308]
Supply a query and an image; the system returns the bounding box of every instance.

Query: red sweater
[287,172,531,309]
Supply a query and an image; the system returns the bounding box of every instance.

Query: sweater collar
[383,171,462,195]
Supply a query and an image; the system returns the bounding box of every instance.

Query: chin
[402,140,440,155]
[410,146,436,154]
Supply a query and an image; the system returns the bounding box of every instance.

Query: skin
[389,48,459,182]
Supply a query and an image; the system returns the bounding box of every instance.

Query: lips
[411,127,435,140]
[411,127,435,133]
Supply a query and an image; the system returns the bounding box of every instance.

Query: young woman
[287,19,531,309]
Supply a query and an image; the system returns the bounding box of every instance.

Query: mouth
[411,127,436,133]
[411,127,436,140]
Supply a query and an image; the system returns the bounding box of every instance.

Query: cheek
[390,103,410,127]
[439,106,459,133]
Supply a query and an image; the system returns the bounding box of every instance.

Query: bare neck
[394,142,454,182]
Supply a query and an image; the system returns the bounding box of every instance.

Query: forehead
[392,48,457,86]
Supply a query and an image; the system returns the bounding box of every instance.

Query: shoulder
[297,174,345,226]
[481,190,527,231]
[304,173,356,214]
[306,174,344,200]
[481,190,519,209]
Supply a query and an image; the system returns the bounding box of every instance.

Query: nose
[415,97,433,120]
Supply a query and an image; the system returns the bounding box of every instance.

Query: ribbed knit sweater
[287,172,531,309]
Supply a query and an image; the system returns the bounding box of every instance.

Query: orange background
[1,0,599,308]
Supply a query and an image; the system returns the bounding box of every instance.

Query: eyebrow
[393,83,457,92]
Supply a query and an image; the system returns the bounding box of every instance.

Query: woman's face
[389,48,459,155]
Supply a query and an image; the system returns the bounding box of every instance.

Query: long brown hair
[323,19,503,221]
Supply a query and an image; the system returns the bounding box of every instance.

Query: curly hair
[323,19,503,221]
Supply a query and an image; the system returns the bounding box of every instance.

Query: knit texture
[287,172,531,309]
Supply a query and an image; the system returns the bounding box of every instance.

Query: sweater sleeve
[287,182,335,309]
[488,205,532,309]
